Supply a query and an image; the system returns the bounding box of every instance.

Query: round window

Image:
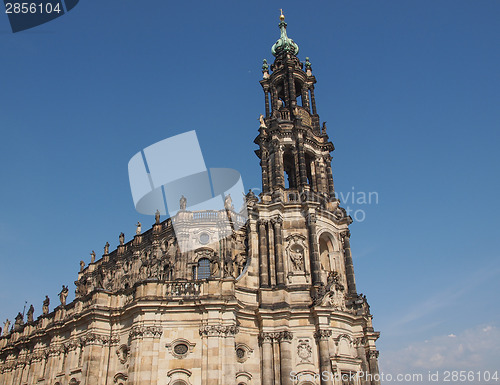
[173,343,189,355]
[236,347,245,359]
[199,233,210,245]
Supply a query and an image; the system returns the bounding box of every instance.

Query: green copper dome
[271,13,299,57]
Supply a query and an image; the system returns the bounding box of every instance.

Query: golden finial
[280,9,285,21]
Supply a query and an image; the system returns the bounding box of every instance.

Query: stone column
[45,346,60,383]
[3,365,13,385]
[261,150,270,193]
[258,220,269,287]
[302,87,310,112]
[355,338,369,385]
[268,222,276,287]
[19,360,29,384]
[11,361,25,385]
[199,325,226,385]
[128,326,163,385]
[28,354,42,384]
[287,65,297,105]
[283,74,290,106]
[222,326,238,384]
[307,213,322,286]
[314,330,333,385]
[325,156,335,199]
[264,90,270,118]
[297,138,308,187]
[272,217,285,286]
[367,350,381,385]
[270,87,277,113]
[310,86,317,115]
[278,331,294,385]
[25,358,35,385]
[66,341,80,376]
[21,360,32,385]
[273,336,280,384]
[341,231,357,295]
[319,159,328,196]
[293,148,301,191]
[259,333,274,385]
[207,331,219,385]
[82,334,105,385]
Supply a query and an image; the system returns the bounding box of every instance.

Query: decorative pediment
[194,248,217,262]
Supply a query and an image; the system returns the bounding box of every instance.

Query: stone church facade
[0,14,380,385]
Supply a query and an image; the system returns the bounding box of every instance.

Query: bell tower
[256,11,335,202]
[247,13,381,385]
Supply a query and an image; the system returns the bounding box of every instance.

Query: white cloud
[379,324,500,375]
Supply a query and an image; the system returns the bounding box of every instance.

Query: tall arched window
[197,258,211,280]
[304,152,315,188]
[319,233,334,271]
[283,149,297,189]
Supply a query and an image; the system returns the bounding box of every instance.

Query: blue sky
[1,0,499,377]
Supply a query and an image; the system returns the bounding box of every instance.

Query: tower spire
[271,10,299,57]
[257,12,335,201]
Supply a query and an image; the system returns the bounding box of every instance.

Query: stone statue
[136,222,141,235]
[119,232,125,245]
[290,248,304,271]
[3,319,10,335]
[259,114,267,128]
[90,250,96,264]
[166,240,177,260]
[42,296,50,315]
[179,195,187,210]
[210,260,220,277]
[224,194,234,211]
[223,254,234,278]
[155,209,160,224]
[235,253,247,276]
[14,312,23,331]
[246,189,256,200]
[104,241,110,254]
[59,285,69,306]
[80,260,85,272]
[27,305,34,323]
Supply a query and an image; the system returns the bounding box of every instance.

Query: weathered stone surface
[0,14,380,385]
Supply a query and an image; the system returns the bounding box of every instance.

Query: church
[0,13,380,385]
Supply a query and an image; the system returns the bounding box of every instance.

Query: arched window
[283,149,297,189]
[197,258,211,280]
[295,79,303,106]
[304,153,315,188]
[319,233,334,271]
